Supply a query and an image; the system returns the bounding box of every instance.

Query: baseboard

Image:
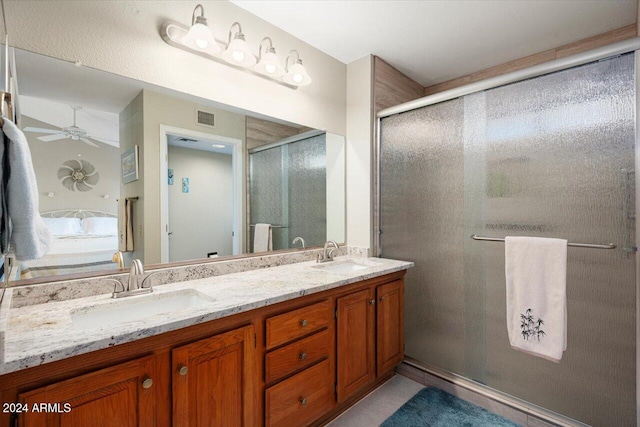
[398,358,590,427]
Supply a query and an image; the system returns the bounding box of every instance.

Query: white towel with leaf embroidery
[505,236,567,362]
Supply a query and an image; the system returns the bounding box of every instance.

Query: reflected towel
[505,236,567,362]
[118,197,134,252]
[2,119,51,260]
[253,223,272,253]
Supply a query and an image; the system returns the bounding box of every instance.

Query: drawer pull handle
[369,299,375,305]
[300,352,307,360]
[300,319,308,327]
[380,296,386,302]
[178,365,189,376]
[300,397,308,406]
[142,377,153,389]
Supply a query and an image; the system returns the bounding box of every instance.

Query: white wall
[6,1,346,135]
[168,146,233,261]
[326,133,346,243]
[346,55,373,251]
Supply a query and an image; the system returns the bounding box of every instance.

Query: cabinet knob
[380,296,386,302]
[300,397,308,406]
[300,352,307,360]
[300,319,308,327]
[369,299,375,305]
[178,365,189,376]
[142,377,153,389]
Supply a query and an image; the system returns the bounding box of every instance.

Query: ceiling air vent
[196,110,216,128]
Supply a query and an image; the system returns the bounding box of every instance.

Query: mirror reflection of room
[8,47,345,282]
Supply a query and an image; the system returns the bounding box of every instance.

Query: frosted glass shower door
[249,134,327,251]
[379,54,635,426]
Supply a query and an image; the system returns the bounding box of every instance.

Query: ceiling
[230,0,637,87]
[167,134,234,155]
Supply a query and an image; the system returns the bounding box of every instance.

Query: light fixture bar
[160,20,299,89]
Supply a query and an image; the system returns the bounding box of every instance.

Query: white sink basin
[313,260,374,274]
[71,289,215,330]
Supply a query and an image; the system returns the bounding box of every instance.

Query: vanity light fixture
[211,144,225,148]
[159,5,311,89]
[254,37,285,77]
[221,22,256,67]
[182,4,220,53]
[283,50,312,86]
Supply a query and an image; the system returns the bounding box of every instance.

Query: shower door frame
[373,37,640,425]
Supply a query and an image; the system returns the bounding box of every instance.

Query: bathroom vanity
[0,255,411,426]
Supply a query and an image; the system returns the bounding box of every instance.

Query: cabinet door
[377,280,404,374]
[336,288,375,402]
[172,325,256,427]
[19,355,157,427]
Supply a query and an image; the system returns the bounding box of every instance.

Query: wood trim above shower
[423,24,637,96]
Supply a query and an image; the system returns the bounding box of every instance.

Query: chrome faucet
[128,259,144,291]
[292,236,306,249]
[109,259,155,298]
[317,240,339,263]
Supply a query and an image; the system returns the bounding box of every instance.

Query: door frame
[159,125,243,262]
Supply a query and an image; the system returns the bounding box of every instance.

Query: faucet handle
[141,272,161,290]
[104,278,125,298]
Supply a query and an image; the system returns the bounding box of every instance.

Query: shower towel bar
[471,234,616,249]
[249,224,288,228]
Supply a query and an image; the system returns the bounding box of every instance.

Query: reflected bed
[19,210,118,279]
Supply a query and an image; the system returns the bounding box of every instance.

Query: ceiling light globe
[182,23,217,52]
[255,50,285,77]
[232,50,245,63]
[283,60,312,86]
[222,36,256,67]
[265,64,277,74]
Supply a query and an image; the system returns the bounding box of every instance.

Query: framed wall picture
[121,146,139,184]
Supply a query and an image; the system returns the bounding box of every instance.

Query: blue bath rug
[381,387,520,427]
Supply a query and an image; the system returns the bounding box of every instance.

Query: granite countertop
[0,256,412,375]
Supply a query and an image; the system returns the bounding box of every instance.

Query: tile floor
[326,365,561,427]
[326,375,424,426]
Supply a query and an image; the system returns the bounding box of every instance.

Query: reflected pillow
[43,217,83,236]
[82,217,118,236]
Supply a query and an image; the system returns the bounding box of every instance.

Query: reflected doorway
[160,126,243,263]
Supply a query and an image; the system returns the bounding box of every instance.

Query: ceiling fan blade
[23,127,61,134]
[80,138,99,147]
[38,134,67,142]
[92,137,119,148]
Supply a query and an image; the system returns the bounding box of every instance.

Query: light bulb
[293,74,303,83]
[265,63,277,74]
[232,50,245,63]
[195,38,208,49]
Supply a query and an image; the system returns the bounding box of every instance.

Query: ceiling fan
[23,106,118,148]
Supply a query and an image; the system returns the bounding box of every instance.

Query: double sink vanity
[0,248,412,426]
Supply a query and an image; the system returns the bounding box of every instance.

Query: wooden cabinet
[336,288,376,402]
[265,360,333,427]
[264,300,334,427]
[172,325,255,427]
[336,279,404,402]
[1,270,406,427]
[376,280,404,375]
[18,355,157,427]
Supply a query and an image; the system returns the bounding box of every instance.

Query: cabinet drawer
[266,300,331,349]
[266,329,330,383]
[265,359,333,427]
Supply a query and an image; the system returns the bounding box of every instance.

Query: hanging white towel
[505,236,567,362]
[2,119,51,261]
[253,224,272,253]
[118,197,134,252]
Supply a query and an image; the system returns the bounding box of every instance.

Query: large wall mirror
[9,47,345,285]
